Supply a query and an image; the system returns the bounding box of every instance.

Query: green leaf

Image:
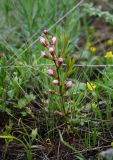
[7,90,14,99]
[111,142,113,147]
[15,94,35,109]
[61,35,69,58]
[70,81,86,94]
[31,128,37,140]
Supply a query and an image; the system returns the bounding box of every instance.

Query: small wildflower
[41,51,47,58]
[51,37,57,46]
[58,57,63,66]
[66,81,73,90]
[107,39,113,46]
[39,36,48,47]
[49,47,54,54]
[53,79,59,85]
[43,29,48,35]
[85,42,91,49]
[87,82,96,91]
[89,46,96,53]
[47,69,54,76]
[105,51,113,58]
[47,69,58,78]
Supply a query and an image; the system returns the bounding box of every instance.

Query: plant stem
[53,59,66,116]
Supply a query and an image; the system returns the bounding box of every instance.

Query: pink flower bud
[53,80,59,85]
[41,51,47,58]
[49,47,54,54]
[66,81,72,89]
[39,36,48,47]
[47,69,58,78]
[58,57,63,66]
[39,36,45,44]
[51,37,57,46]
[47,69,54,76]
[43,29,48,35]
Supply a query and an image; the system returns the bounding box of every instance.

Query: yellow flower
[105,51,113,58]
[85,42,91,49]
[87,82,96,91]
[107,39,113,46]
[89,47,96,53]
